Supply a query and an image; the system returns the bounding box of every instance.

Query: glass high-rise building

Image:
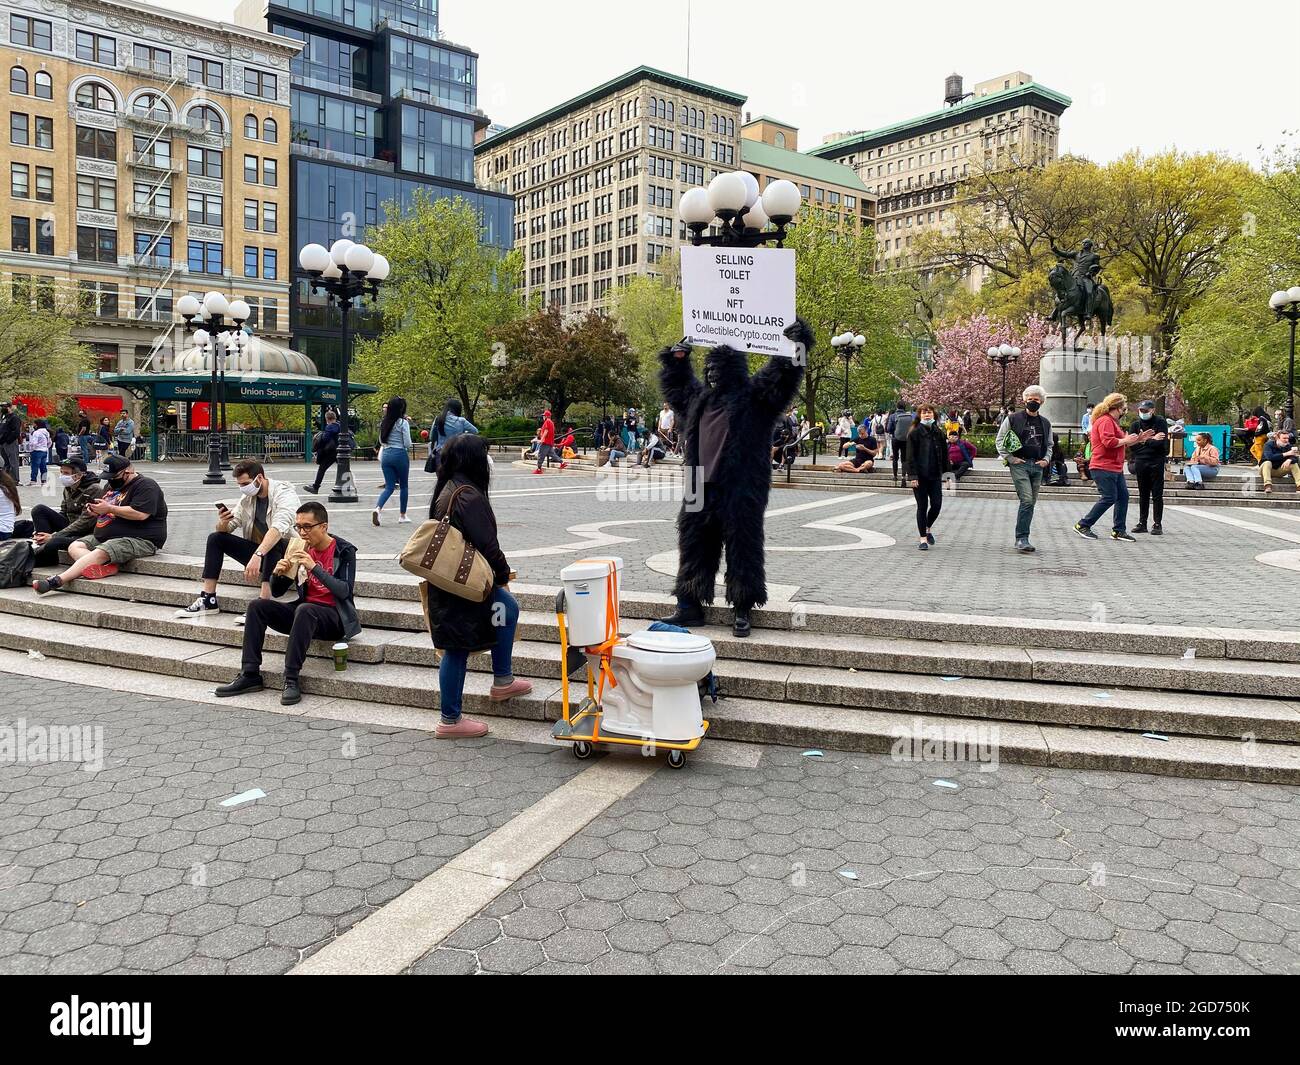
[235,0,512,376]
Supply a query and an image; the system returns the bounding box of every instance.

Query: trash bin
[560,557,623,647]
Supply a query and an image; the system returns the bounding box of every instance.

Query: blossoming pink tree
[903,314,1054,419]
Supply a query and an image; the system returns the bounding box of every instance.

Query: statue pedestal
[1040,348,1116,430]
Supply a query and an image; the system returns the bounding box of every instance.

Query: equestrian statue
[1048,238,1114,352]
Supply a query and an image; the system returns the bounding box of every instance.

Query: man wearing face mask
[1128,399,1169,535]
[13,456,105,565]
[996,385,1052,553]
[180,460,300,615]
[32,454,167,593]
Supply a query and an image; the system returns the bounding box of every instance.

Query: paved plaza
[3,459,1299,976]
[28,457,1300,629]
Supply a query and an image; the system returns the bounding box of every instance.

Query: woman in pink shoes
[426,434,531,738]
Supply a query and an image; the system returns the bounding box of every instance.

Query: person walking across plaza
[17,457,104,564]
[904,404,950,552]
[215,501,361,707]
[304,409,340,495]
[1074,393,1154,542]
[1261,429,1300,493]
[372,396,412,526]
[997,385,1052,553]
[181,460,300,616]
[533,408,564,473]
[1182,432,1220,489]
[1128,399,1169,534]
[426,434,531,738]
[887,401,914,481]
[33,454,167,592]
[26,418,51,485]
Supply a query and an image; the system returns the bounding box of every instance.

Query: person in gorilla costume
[659,318,812,637]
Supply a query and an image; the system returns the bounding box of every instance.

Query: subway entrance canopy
[101,340,376,462]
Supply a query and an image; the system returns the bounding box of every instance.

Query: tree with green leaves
[353,193,524,424]
[785,208,918,422]
[1172,145,1300,418]
[608,257,683,397]
[0,296,91,400]
[490,305,638,426]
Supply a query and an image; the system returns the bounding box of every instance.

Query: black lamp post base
[203,470,226,486]
[327,486,358,504]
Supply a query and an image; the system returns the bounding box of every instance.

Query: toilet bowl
[595,630,715,743]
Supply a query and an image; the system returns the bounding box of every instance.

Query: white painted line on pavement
[290,757,658,975]
[767,493,865,517]
[1168,506,1300,544]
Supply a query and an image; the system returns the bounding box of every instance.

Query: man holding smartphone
[179,460,300,615]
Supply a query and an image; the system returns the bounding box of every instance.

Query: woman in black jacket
[427,434,531,738]
[903,403,951,551]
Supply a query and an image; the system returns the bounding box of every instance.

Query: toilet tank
[560,557,624,647]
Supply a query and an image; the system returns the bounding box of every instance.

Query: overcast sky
[168,0,1297,165]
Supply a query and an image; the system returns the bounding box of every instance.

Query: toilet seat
[623,630,712,655]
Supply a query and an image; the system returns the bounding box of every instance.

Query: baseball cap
[60,456,87,472]
[1137,399,1156,411]
[99,454,131,481]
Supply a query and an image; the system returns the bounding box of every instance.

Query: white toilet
[559,557,715,745]
[597,630,715,743]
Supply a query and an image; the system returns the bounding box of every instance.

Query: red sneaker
[559,462,568,470]
[81,564,119,580]
[532,468,544,475]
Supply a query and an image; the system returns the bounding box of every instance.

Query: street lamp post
[831,332,866,410]
[987,343,1022,415]
[297,239,390,503]
[179,292,251,486]
[678,172,803,250]
[1269,286,1300,424]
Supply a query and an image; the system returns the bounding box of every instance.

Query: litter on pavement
[219,788,266,807]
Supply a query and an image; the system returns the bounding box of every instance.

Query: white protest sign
[681,245,796,357]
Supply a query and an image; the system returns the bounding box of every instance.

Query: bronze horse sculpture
[1049,263,1114,352]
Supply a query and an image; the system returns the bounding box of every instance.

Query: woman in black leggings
[903,404,951,551]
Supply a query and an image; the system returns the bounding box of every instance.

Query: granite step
[113,555,1300,662]
[1,612,1296,783]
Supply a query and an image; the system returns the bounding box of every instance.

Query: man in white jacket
[180,460,301,615]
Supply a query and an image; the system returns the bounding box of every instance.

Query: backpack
[0,539,35,588]
[892,412,913,441]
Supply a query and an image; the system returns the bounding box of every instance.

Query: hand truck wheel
[573,741,593,760]
[666,749,686,769]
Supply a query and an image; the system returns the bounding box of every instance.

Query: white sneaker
[178,592,218,616]
[397,515,412,524]
[372,509,381,526]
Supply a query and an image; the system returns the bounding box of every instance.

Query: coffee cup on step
[333,643,348,671]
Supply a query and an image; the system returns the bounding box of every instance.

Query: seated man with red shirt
[215,501,361,706]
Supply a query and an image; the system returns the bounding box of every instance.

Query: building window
[33,71,50,99]
[132,93,171,121]
[76,125,116,160]
[188,56,223,90]
[10,163,28,199]
[262,158,277,187]
[9,66,27,95]
[11,16,53,52]
[187,146,223,179]
[11,216,30,252]
[244,245,258,278]
[187,239,222,275]
[76,225,117,263]
[262,201,277,233]
[263,117,277,143]
[10,113,28,146]
[134,180,171,211]
[35,166,52,202]
[75,82,116,113]
[35,275,53,309]
[132,44,171,76]
[244,154,259,184]
[244,198,258,231]
[187,192,223,227]
[245,68,276,100]
[132,133,168,168]
[244,114,258,140]
[262,248,277,279]
[76,175,116,212]
[76,31,116,66]
[34,116,51,150]
[188,106,224,134]
[134,232,171,264]
[262,297,278,332]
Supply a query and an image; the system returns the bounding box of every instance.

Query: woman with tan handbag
[426,434,530,738]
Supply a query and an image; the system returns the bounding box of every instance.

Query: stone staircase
[544,457,1300,508]
[3,554,1299,783]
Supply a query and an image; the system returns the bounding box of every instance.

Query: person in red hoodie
[1073,392,1155,542]
[533,409,567,473]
